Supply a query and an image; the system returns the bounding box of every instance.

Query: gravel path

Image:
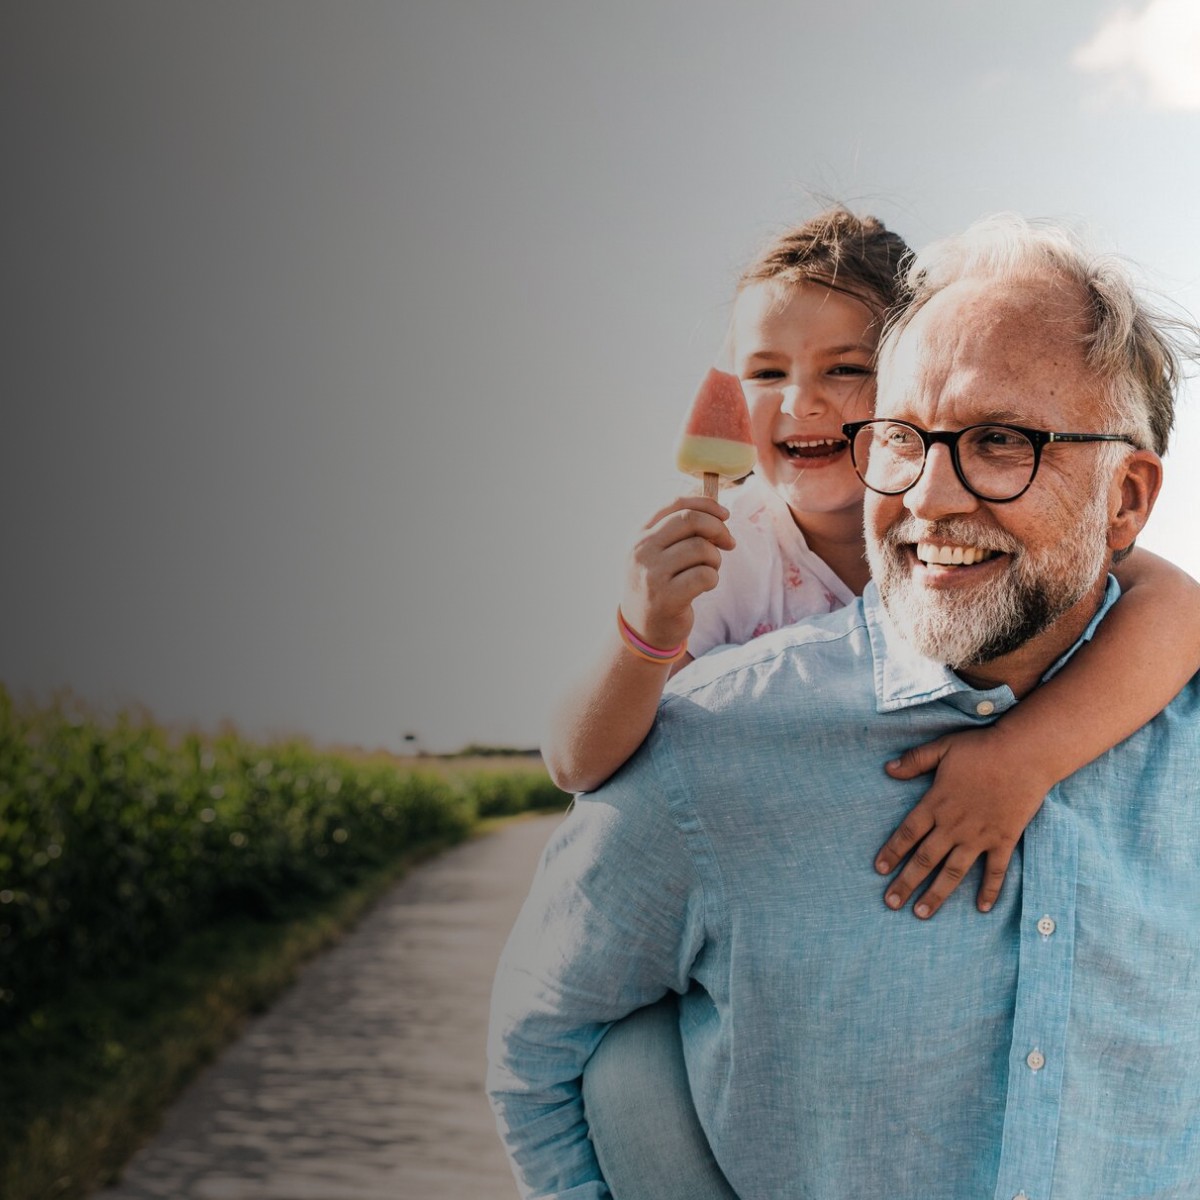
[93,812,563,1200]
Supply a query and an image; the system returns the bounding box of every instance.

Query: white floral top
[688,475,857,659]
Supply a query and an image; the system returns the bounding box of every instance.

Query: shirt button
[976,700,995,716]
[1037,915,1056,936]
[1026,1049,1045,1072]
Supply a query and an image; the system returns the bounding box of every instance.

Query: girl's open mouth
[779,437,849,462]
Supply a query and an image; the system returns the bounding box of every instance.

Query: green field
[0,688,567,1199]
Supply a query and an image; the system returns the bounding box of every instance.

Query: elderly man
[487,217,1200,1200]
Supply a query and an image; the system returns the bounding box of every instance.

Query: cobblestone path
[94,812,563,1200]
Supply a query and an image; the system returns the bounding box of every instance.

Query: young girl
[544,207,1200,919]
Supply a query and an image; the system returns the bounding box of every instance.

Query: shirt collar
[863,575,1122,716]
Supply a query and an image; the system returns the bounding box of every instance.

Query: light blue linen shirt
[488,580,1200,1200]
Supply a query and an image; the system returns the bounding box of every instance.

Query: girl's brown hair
[738,208,912,321]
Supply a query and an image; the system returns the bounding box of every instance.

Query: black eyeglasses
[841,419,1139,503]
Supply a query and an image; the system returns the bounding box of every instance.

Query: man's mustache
[882,516,1023,558]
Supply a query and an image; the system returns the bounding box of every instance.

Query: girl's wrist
[977,721,1067,791]
[616,607,689,665]
[618,599,690,652]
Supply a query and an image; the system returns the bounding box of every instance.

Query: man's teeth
[916,542,998,566]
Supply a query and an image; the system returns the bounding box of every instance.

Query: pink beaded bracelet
[617,607,689,665]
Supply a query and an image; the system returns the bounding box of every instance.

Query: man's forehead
[878,274,1098,419]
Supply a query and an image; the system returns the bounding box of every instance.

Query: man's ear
[1109,450,1163,553]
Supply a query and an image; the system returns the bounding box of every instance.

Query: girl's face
[732,280,879,527]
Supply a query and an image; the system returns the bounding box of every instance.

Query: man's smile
[886,524,1018,589]
[915,541,1002,567]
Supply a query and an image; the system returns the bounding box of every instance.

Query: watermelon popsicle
[675,368,756,498]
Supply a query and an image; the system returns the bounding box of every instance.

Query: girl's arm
[541,495,731,794]
[874,546,1200,918]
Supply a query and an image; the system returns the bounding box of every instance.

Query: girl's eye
[830,363,874,377]
[745,368,785,382]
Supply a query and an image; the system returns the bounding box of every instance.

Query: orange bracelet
[617,607,689,664]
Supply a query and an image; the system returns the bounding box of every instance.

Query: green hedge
[462,769,567,818]
[0,687,565,1027]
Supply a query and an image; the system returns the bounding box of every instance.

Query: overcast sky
[4,0,1200,752]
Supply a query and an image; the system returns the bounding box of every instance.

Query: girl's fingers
[881,837,1014,919]
[667,562,722,600]
[657,510,735,552]
[910,846,979,919]
[875,804,935,875]
[623,537,724,647]
[651,549,723,610]
[975,847,1013,914]
[624,495,736,648]
[632,528,729,594]
[642,495,730,532]
[881,827,953,911]
[661,533,725,577]
[884,738,949,781]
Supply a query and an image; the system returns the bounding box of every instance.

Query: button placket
[992,803,1078,1200]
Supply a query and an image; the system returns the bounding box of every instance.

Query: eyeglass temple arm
[1044,432,1138,446]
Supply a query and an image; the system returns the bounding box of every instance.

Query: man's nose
[902,442,980,519]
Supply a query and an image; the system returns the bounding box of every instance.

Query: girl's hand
[873,726,1052,919]
[620,495,735,650]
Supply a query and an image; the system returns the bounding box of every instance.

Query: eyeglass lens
[852,423,1037,500]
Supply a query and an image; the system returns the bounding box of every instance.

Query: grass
[0,688,569,1197]
[0,833,463,1200]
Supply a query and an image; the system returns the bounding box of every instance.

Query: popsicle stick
[703,472,719,499]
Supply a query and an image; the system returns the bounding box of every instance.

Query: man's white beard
[867,497,1111,670]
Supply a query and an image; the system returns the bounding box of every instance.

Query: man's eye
[881,425,920,451]
[974,428,1026,449]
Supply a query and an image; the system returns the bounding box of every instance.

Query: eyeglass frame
[840,419,1140,503]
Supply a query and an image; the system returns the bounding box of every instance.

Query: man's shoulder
[667,598,872,705]
[608,599,880,820]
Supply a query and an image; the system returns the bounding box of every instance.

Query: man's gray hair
[885,214,1195,455]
